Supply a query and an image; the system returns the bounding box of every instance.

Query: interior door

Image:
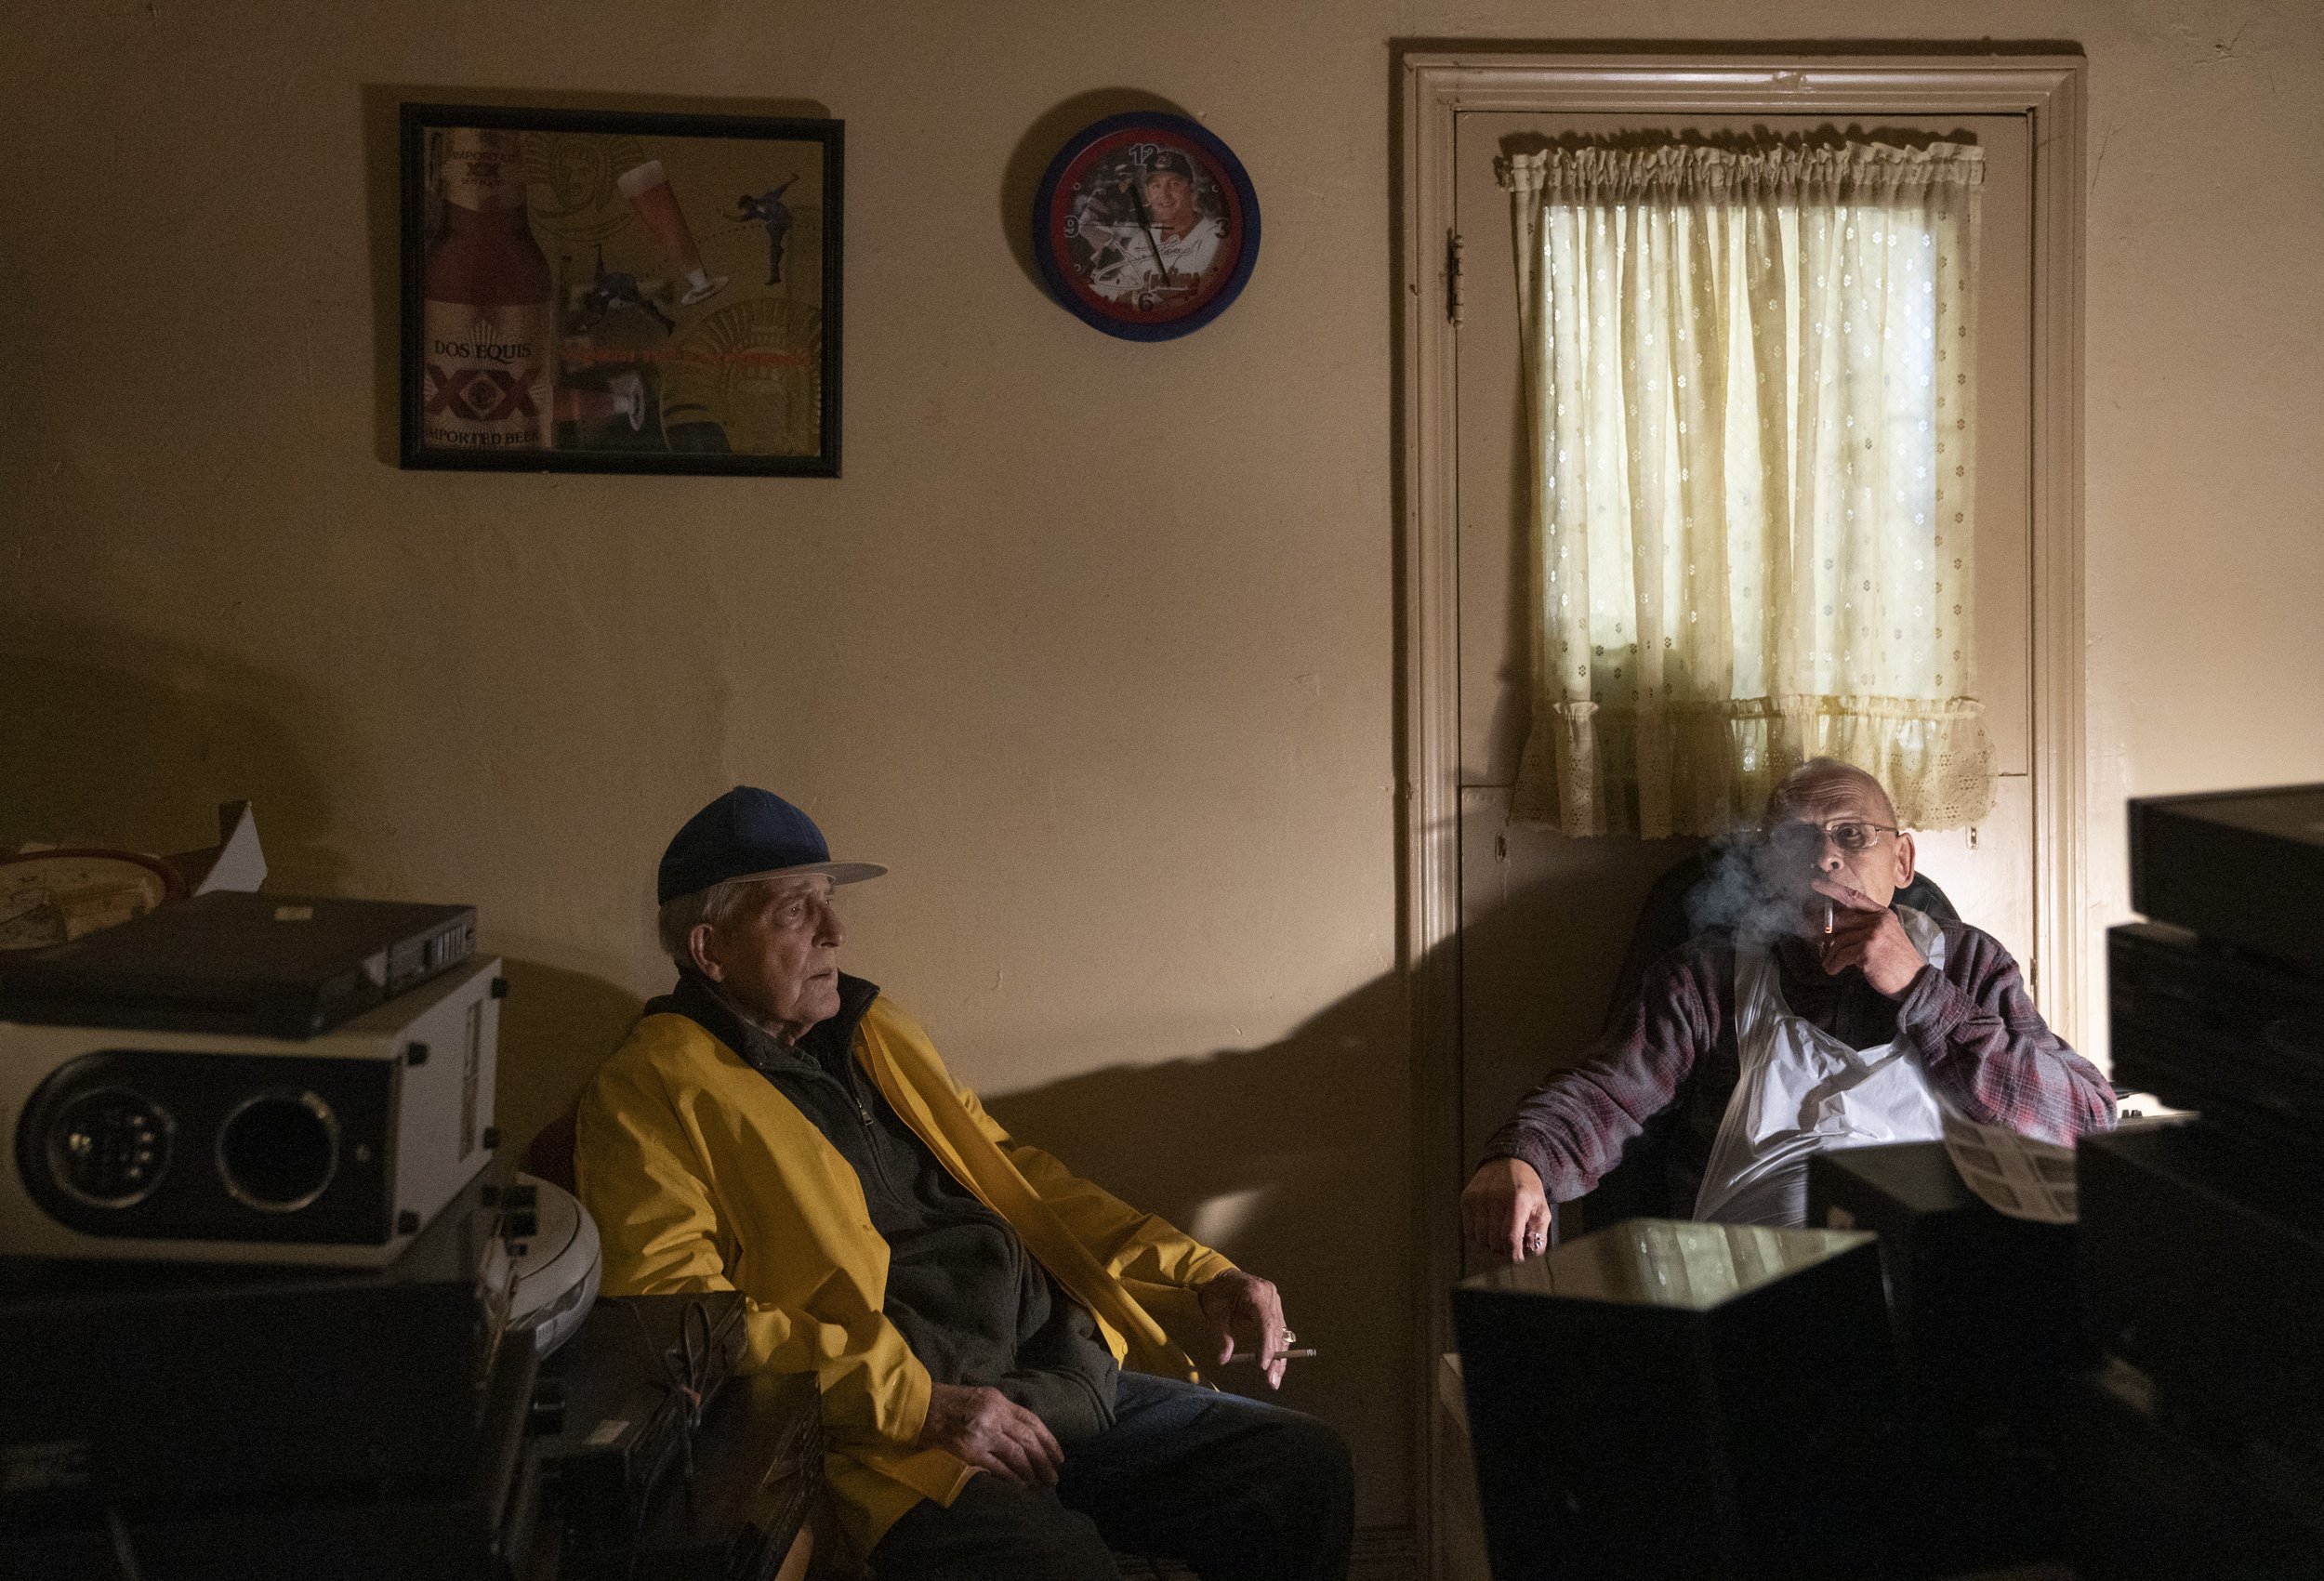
[1451,111,2038,1258]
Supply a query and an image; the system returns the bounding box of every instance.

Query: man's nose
[815,903,844,945]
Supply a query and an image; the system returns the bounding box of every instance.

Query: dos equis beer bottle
[423,128,553,451]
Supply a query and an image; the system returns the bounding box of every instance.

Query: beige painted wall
[4,0,2319,1529]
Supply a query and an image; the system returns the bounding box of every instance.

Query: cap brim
[723,860,888,888]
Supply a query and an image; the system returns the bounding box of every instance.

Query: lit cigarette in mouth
[1824,902,1836,936]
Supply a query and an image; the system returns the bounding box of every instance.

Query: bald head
[1765,758,1898,830]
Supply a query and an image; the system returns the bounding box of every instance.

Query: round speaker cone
[216,1090,339,1213]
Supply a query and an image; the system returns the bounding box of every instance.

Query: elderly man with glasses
[1461,758,2116,1251]
[575,788,1353,1581]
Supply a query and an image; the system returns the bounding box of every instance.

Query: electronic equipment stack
[2067,785,2324,1580]
[0,894,549,1580]
[535,1291,753,1558]
[535,1292,822,1579]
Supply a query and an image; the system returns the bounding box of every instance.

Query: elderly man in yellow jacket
[575,787,1354,1580]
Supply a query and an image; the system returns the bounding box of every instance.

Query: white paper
[191,800,267,894]
[1940,1111,2080,1224]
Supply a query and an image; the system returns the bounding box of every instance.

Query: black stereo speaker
[1,1322,545,1581]
[2059,1358,2324,1581]
[1452,1219,1897,1581]
[2078,1122,2324,1469]
[2108,922,2324,1148]
[2128,784,2324,979]
[1807,1140,2086,1575]
[0,1171,517,1509]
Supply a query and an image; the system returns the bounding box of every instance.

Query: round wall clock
[0,848,186,952]
[1032,112,1261,341]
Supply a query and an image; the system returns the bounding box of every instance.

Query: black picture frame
[399,103,842,477]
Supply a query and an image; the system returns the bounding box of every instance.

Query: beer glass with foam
[616,161,729,306]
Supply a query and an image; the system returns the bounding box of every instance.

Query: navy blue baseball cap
[657,787,888,905]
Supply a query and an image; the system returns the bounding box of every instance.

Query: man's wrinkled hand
[1811,877,1926,997]
[917,1381,1063,1487]
[1461,1157,1551,1262]
[1196,1269,1296,1390]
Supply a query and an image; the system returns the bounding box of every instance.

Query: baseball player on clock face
[1080,149,1226,306]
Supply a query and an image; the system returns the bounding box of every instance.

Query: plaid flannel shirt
[1482,920,2117,1212]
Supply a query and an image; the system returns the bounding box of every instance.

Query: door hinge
[1446,230,1465,326]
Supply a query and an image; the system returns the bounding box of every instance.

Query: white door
[1451,111,2039,1248]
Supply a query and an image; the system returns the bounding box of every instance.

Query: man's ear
[686,922,725,982]
[1892,830,1918,890]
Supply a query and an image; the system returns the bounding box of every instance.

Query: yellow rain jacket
[573,995,1236,1556]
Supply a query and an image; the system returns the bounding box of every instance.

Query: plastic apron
[1693,906,1950,1228]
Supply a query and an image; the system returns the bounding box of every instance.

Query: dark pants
[869,1373,1354,1581]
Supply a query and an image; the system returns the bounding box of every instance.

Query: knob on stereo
[47,1087,175,1208]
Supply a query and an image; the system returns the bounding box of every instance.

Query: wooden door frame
[1394,48,2086,1576]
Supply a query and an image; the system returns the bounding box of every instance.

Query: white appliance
[0,958,501,1265]
[506,1172,601,1357]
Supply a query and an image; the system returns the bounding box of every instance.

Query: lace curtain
[1501,142,1996,837]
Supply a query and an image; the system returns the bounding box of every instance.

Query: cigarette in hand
[1225,1348,1317,1363]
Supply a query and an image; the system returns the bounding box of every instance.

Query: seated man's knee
[873,1477,1119,1581]
[1246,1408,1357,1536]
[1003,1524,1123,1581]
[1231,1410,1356,1581]
[1307,1417,1358,1514]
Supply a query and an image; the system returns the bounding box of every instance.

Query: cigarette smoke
[1684,826,1822,940]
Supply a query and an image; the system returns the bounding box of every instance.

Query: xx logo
[425,365,538,421]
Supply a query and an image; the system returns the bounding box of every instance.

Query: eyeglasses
[1767,818,1901,853]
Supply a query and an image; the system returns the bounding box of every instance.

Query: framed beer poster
[399,104,842,476]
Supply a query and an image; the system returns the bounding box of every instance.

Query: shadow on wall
[0,619,652,1173]
[1456,823,1705,1166]
[980,829,1703,1404]
[0,622,349,892]
[495,957,644,1174]
[983,968,1409,1420]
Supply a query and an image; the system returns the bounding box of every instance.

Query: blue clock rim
[1032,111,1261,343]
